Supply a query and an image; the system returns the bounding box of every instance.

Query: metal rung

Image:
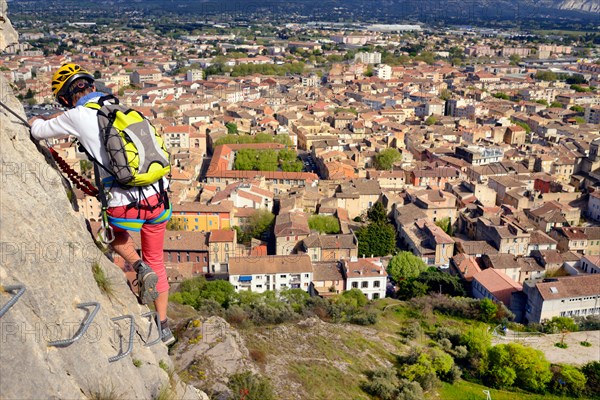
[0,285,26,318]
[48,302,101,347]
[109,314,135,363]
[141,311,162,347]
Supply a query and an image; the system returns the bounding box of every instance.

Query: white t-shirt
[31,96,168,208]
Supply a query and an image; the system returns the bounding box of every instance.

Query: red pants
[107,194,170,293]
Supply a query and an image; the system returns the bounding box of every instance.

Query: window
[305,274,309,278]
[204,256,207,262]
[373,281,380,288]
[361,281,368,288]
[196,256,200,262]
[373,293,380,299]
[352,282,358,288]
[225,244,229,251]
[256,285,262,289]
[186,252,190,262]
[280,274,287,278]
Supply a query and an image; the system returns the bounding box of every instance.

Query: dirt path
[492,330,600,365]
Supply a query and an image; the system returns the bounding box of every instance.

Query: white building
[375,64,392,80]
[228,255,313,293]
[186,69,204,81]
[523,274,600,323]
[580,255,600,275]
[342,258,387,300]
[354,52,382,65]
[588,191,600,222]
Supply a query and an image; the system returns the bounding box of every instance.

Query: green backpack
[85,95,171,187]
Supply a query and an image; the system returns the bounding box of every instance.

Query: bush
[361,368,400,400]
[485,343,551,393]
[582,361,600,397]
[227,371,275,400]
[225,305,249,326]
[549,364,587,397]
[396,379,425,400]
[555,342,568,349]
[349,311,378,325]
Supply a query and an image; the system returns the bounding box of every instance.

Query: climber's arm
[29,110,82,140]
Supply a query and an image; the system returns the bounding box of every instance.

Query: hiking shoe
[133,260,158,305]
[161,326,176,346]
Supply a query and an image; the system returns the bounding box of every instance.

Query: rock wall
[0,10,205,399]
[0,0,18,50]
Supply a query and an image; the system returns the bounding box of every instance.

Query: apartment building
[228,254,313,293]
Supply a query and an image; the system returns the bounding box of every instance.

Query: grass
[289,361,370,400]
[133,359,142,368]
[91,261,115,298]
[86,382,124,400]
[155,385,176,400]
[435,380,586,400]
[580,341,592,347]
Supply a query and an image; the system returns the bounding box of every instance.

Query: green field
[435,380,591,400]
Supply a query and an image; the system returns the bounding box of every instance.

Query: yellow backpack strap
[84,102,101,110]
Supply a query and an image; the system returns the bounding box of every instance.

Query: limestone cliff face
[0,0,18,50]
[0,20,205,400]
[557,0,600,13]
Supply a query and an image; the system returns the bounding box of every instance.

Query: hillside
[168,298,598,400]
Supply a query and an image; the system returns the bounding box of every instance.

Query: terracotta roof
[228,254,313,275]
[343,258,387,279]
[208,229,235,243]
[535,275,600,301]
[274,211,310,236]
[312,261,344,281]
[473,268,522,306]
[303,233,357,250]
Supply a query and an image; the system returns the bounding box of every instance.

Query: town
[2,0,600,399]
[3,16,599,327]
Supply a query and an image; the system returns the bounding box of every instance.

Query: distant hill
[10,0,600,24]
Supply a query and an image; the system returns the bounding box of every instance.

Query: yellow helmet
[51,63,94,105]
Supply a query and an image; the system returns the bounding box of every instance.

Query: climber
[28,64,175,345]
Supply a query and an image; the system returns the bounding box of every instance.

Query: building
[354,52,382,64]
[311,261,345,296]
[584,105,600,125]
[170,201,233,232]
[455,146,504,166]
[375,64,392,80]
[301,233,359,262]
[472,268,523,309]
[130,69,162,85]
[580,255,600,275]
[399,219,455,268]
[523,275,600,323]
[207,229,237,274]
[274,211,311,255]
[186,69,204,81]
[228,254,313,293]
[588,191,600,222]
[342,258,387,300]
[549,226,588,254]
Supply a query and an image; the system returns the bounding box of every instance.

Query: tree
[226,122,238,134]
[544,316,578,347]
[535,71,558,81]
[509,54,521,65]
[387,251,428,282]
[570,105,585,113]
[374,148,401,170]
[356,221,396,257]
[415,268,466,297]
[424,115,438,126]
[244,209,275,240]
[479,298,498,323]
[367,202,387,223]
[486,343,552,393]
[308,215,340,234]
[549,101,564,108]
[434,217,452,235]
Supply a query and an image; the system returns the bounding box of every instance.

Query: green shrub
[361,368,400,400]
[580,341,592,347]
[582,361,600,397]
[91,262,115,298]
[549,364,587,397]
[555,342,568,349]
[227,371,275,400]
